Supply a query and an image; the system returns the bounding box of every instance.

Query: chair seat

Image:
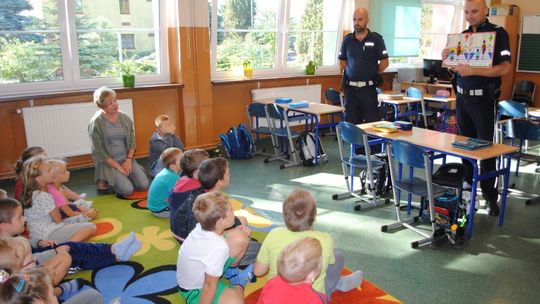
[344,155,385,170]
[393,177,447,197]
[273,128,300,138]
[252,126,272,134]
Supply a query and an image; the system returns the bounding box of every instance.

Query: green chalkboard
[517,34,540,72]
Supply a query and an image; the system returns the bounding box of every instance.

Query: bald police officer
[443,0,512,216]
[339,8,389,124]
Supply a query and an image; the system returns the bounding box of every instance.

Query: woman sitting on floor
[88,86,149,198]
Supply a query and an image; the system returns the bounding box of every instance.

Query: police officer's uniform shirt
[457,18,511,89]
[339,30,388,82]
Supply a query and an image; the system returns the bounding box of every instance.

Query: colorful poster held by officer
[443,32,496,67]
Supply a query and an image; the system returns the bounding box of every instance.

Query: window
[119,0,130,15]
[209,0,344,80]
[370,0,463,66]
[121,34,135,50]
[0,0,169,98]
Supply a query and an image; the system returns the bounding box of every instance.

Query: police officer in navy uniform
[339,8,389,124]
[442,0,512,216]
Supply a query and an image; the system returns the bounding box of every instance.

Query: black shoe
[487,201,500,216]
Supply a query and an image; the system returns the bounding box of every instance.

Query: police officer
[442,0,512,216]
[339,8,389,124]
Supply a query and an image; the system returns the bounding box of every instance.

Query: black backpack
[359,153,392,196]
[171,187,205,240]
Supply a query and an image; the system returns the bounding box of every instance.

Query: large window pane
[214,0,278,73]
[287,0,340,67]
[0,0,63,84]
[76,0,159,79]
[420,3,455,59]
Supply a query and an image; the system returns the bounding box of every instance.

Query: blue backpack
[219,123,253,159]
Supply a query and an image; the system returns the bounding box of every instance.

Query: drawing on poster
[443,32,496,67]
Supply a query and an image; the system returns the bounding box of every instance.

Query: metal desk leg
[499,154,512,226]
[467,163,480,239]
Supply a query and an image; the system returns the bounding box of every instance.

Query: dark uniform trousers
[456,94,498,203]
[344,85,381,124]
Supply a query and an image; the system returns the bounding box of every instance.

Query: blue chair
[323,88,345,136]
[406,87,433,128]
[504,119,540,180]
[381,140,447,248]
[496,100,527,176]
[333,122,389,210]
[246,103,274,156]
[511,80,536,107]
[264,103,302,169]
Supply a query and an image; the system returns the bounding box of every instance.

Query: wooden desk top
[359,123,518,161]
[423,94,456,103]
[378,94,421,105]
[254,99,344,115]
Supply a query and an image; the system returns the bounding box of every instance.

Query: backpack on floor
[296,132,328,166]
[220,123,253,159]
[359,153,392,196]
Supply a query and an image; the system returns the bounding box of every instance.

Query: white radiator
[22,99,134,158]
[251,84,321,127]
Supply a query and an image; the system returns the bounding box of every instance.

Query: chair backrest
[391,140,426,169]
[512,80,536,106]
[505,119,540,141]
[498,100,527,120]
[376,87,383,95]
[247,102,267,118]
[406,87,423,99]
[325,88,343,107]
[338,121,367,147]
[265,103,285,120]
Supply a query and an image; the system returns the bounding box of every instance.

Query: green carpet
[70,192,400,303]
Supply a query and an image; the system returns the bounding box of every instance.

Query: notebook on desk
[452,138,493,150]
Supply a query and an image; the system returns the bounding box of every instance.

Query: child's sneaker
[223,267,240,279]
[229,263,255,288]
[73,199,93,209]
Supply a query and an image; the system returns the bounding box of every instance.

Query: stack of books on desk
[372,123,398,133]
[451,138,492,150]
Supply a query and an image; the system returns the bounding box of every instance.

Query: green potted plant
[243,59,253,78]
[305,60,317,75]
[113,55,141,88]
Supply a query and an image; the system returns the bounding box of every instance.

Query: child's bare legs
[218,286,244,304]
[224,226,249,267]
[43,252,72,286]
[67,224,96,243]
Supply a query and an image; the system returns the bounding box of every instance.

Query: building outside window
[0,0,169,98]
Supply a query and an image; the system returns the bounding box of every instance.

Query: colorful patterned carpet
[70,191,401,303]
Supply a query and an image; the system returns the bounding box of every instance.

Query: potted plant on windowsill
[243,59,253,78]
[113,55,141,88]
[305,60,317,75]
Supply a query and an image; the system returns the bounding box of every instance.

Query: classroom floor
[2,134,540,304]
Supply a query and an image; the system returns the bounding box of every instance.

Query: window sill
[211,73,342,86]
[0,83,184,103]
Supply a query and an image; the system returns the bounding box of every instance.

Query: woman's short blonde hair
[278,237,322,283]
[93,86,116,108]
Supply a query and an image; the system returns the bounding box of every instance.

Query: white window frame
[210,0,345,81]
[1,0,170,99]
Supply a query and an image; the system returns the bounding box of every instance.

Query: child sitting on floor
[13,146,46,201]
[147,148,183,218]
[20,155,96,246]
[169,149,209,241]
[47,159,97,221]
[0,197,141,273]
[176,192,253,304]
[148,114,184,177]
[254,189,362,300]
[0,268,62,304]
[257,237,328,304]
